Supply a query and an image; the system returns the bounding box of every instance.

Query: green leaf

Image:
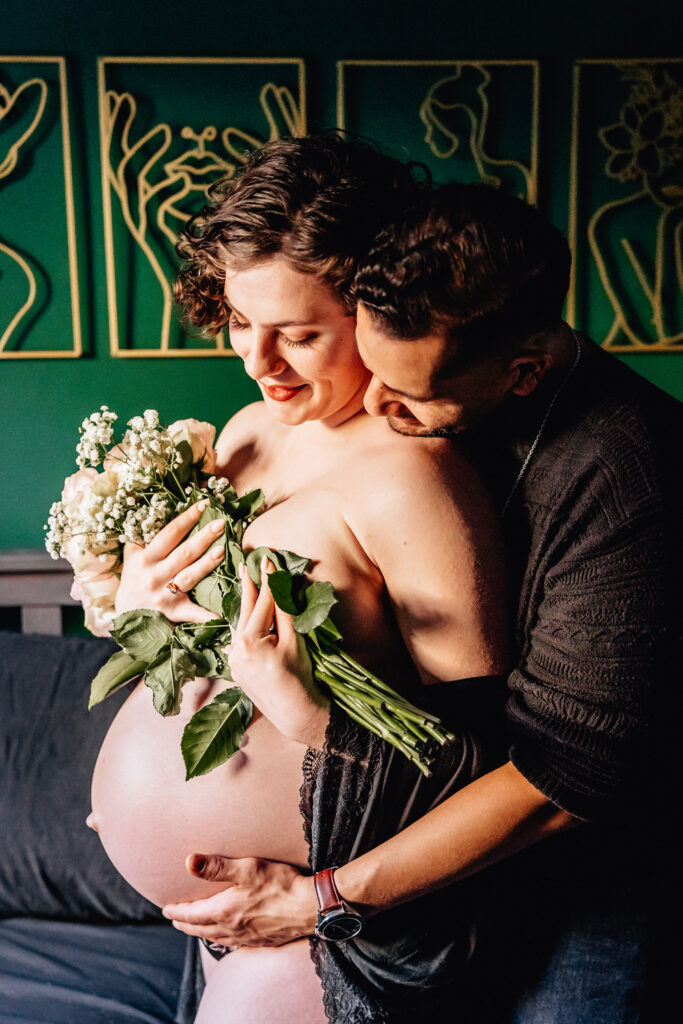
[176,619,229,649]
[244,546,309,587]
[277,550,311,574]
[267,570,307,615]
[312,616,343,643]
[173,439,194,486]
[89,650,147,709]
[293,581,337,634]
[245,546,278,587]
[222,586,242,629]
[144,643,196,716]
[224,488,265,520]
[181,689,253,779]
[192,571,229,617]
[212,653,234,681]
[175,620,231,677]
[226,540,245,575]
[190,647,220,676]
[110,608,174,661]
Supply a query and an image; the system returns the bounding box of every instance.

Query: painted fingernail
[211,543,225,559]
[210,519,225,533]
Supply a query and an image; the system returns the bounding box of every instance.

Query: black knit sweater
[470,335,683,821]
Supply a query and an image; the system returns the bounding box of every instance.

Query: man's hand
[162,853,318,948]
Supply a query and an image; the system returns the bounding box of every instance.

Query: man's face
[355,304,521,436]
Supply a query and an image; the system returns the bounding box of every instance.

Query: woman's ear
[508,353,554,396]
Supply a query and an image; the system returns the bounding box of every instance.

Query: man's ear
[508,353,554,397]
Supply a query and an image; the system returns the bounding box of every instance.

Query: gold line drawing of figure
[0,73,48,353]
[589,64,682,349]
[103,81,304,353]
[419,65,534,201]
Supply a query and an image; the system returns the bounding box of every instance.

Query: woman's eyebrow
[227,302,315,330]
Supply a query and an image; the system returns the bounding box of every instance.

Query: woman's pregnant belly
[89,677,311,907]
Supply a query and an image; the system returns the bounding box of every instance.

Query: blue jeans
[509,899,651,1024]
[466,828,659,1024]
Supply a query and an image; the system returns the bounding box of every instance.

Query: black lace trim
[299,702,386,1023]
[298,685,504,1023]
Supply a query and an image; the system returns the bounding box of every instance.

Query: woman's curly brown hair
[174,133,429,336]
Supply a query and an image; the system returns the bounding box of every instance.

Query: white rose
[61,468,99,519]
[67,542,121,637]
[70,570,120,636]
[167,418,217,473]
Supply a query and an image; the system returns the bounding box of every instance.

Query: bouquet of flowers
[46,408,454,779]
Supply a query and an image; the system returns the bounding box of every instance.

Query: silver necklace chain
[501,329,582,517]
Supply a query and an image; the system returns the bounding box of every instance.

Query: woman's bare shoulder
[214,401,272,477]
[346,417,489,515]
[341,418,508,681]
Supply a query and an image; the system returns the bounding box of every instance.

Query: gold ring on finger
[166,580,181,595]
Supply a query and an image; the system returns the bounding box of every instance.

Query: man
[164,183,682,1021]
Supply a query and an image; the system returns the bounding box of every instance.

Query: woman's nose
[243,331,286,381]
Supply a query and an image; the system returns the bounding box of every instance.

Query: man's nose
[363,376,401,418]
[243,331,285,381]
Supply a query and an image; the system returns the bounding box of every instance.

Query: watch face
[317,910,364,942]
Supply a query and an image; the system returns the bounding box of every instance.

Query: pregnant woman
[87,135,509,1023]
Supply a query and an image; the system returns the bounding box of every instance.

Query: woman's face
[224,257,370,428]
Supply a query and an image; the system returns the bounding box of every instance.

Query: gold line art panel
[98,58,307,358]
[338,60,539,203]
[569,59,682,351]
[0,57,81,359]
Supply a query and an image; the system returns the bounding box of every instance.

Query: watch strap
[313,867,342,914]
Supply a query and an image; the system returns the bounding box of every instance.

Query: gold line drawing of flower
[588,63,682,349]
[599,67,683,192]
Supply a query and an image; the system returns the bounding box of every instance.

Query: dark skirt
[302,677,508,1024]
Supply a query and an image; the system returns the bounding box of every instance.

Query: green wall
[1,0,681,553]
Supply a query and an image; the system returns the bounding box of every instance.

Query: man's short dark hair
[353,183,572,368]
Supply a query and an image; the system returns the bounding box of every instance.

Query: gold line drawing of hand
[221,83,305,165]
[104,83,304,352]
[419,66,533,201]
[0,74,48,353]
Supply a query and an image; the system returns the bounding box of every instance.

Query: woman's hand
[227,558,330,748]
[115,500,226,624]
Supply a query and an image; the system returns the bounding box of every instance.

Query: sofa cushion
[0,917,190,1024]
[0,632,160,922]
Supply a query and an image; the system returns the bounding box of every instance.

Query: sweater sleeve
[506,440,676,821]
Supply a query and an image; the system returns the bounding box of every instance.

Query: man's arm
[335,761,578,914]
[162,763,577,946]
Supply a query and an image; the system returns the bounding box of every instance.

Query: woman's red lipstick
[262,383,306,402]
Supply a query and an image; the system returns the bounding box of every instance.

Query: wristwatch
[313,867,364,942]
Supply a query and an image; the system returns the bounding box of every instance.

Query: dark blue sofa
[0,630,199,1024]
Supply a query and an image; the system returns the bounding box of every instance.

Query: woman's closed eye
[228,317,314,349]
[228,316,248,332]
[279,332,316,349]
